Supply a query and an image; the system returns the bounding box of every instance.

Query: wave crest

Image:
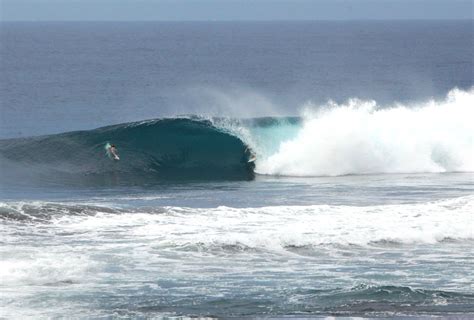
[0,117,255,185]
[1,88,473,183]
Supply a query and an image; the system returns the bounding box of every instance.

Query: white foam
[132,196,473,249]
[0,196,472,320]
[1,196,472,293]
[258,87,474,176]
[2,195,474,253]
[0,253,101,286]
[4,196,468,251]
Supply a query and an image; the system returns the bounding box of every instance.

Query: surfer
[107,144,120,160]
[245,147,257,163]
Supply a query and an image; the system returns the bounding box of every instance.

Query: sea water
[0,21,473,318]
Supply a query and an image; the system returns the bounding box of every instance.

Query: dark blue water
[1,21,472,138]
[0,21,473,318]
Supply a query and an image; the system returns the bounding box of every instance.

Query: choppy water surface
[1,173,473,318]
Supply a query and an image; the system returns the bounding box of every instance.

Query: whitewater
[254,87,474,177]
[2,192,474,318]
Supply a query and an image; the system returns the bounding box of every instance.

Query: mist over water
[1,20,472,138]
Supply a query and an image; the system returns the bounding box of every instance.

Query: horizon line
[2,18,473,23]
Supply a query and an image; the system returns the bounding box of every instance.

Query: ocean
[0,21,473,318]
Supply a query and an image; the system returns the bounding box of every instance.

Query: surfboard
[105,143,120,160]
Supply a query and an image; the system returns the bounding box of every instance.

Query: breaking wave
[256,87,474,176]
[0,87,472,185]
[0,117,255,185]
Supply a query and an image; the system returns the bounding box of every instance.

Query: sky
[1,0,472,21]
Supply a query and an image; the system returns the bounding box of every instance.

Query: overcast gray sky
[1,0,472,21]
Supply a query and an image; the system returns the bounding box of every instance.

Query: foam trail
[258,88,474,176]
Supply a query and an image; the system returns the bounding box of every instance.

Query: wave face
[0,118,255,184]
[1,88,472,185]
[255,88,474,176]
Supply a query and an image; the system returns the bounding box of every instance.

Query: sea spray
[258,88,474,176]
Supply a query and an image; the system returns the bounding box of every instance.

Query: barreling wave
[0,117,255,185]
[1,88,473,185]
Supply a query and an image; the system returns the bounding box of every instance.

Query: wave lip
[0,117,255,185]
